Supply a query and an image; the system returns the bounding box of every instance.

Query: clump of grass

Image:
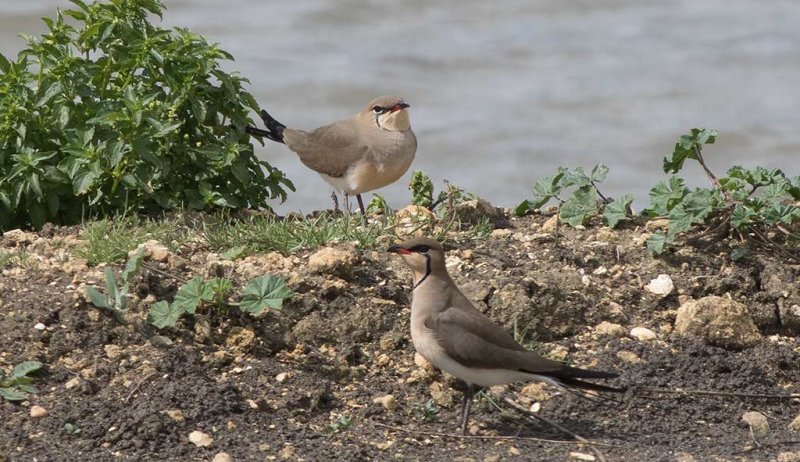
[0,251,14,269]
[75,214,191,265]
[201,212,395,255]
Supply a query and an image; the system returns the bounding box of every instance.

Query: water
[2,0,798,214]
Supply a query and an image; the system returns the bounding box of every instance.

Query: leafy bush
[515,164,633,228]
[0,0,293,230]
[645,128,800,258]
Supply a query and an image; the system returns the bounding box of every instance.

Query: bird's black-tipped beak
[389,102,410,113]
[387,244,412,255]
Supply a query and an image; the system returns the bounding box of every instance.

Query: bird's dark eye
[372,106,385,114]
[411,245,430,253]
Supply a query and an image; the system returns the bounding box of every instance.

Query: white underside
[319,173,353,194]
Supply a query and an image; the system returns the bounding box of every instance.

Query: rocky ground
[1,209,800,462]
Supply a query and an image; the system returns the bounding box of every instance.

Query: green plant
[147,274,293,328]
[421,399,439,423]
[86,247,144,322]
[516,164,633,228]
[645,128,800,258]
[0,0,292,230]
[64,423,82,435]
[324,414,354,434]
[366,193,390,214]
[0,361,43,401]
[75,214,188,265]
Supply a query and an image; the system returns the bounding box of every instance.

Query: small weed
[324,414,355,434]
[645,128,800,259]
[64,423,81,435]
[421,399,440,423]
[0,251,14,268]
[0,361,43,402]
[516,164,633,228]
[85,248,144,323]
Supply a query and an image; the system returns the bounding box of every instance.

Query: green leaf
[730,246,749,262]
[646,176,687,216]
[646,232,672,255]
[515,200,532,217]
[603,194,633,228]
[409,170,434,208]
[239,275,294,316]
[35,81,63,107]
[86,286,109,308]
[147,301,185,329]
[220,246,245,261]
[731,204,756,230]
[104,267,119,303]
[0,387,28,402]
[10,361,43,379]
[121,247,145,283]
[174,277,214,314]
[559,187,597,227]
[590,164,609,183]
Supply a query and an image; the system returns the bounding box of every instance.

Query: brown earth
[1,211,799,462]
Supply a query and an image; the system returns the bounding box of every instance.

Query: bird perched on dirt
[247,96,417,214]
[388,237,625,434]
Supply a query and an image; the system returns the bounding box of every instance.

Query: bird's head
[387,237,446,288]
[360,95,411,131]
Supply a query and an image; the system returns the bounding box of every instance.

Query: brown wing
[431,306,566,373]
[282,119,369,178]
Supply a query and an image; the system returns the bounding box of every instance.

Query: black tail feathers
[246,109,286,144]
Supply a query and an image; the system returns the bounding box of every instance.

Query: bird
[388,237,625,434]
[246,96,417,214]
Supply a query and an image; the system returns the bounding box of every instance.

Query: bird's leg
[342,193,353,214]
[460,382,475,435]
[356,194,366,215]
[330,191,340,213]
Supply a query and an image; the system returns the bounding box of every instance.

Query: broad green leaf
[730,204,756,230]
[0,387,28,401]
[603,194,633,228]
[646,176,687,216]
[35,81,63,107]
[174,277,214,314]
[73,170,98,195]
[590,164,609,183]
[147,301,184,329]
[559,187,597,227]
[667,205,694,235]
[85,286,109,308]
[10,361,43,380]
[240,275,294,316]
[104,267,118,303]
[220,246,245,261]
[646,232,672,255]
[515,200,532,217]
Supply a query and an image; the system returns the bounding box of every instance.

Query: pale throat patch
[379,110,411,131]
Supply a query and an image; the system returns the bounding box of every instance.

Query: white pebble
[34,323,46,331]
[188,430,213,447]
[630,327,657,341]
[645,274,674,296]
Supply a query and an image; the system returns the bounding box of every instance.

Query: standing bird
[246,96,417,214]
[388,237,625,434]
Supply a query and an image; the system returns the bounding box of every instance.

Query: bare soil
[1,212,799,462]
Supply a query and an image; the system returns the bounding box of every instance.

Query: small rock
[741,411,770,437]
[484,455,501,462]
[188,430,213,447]
[375,354,392,367]
[65,377,81,389]
[644,274,674,297]
[131,239,172,263]
[212,453,233,462]
[549,345,569,361]
[30,405,48,418]
[490,228,512,239]
[645,218,670,232]
[307,246,358,276]
[616,351,642,363]
[520,382,550,402]
[414,353,434,371]
[541,214,559,233]
[454,198,506,227]
[595,322,626,337]
[674,452,696,462]
[508,447,521,456]
[675,296,761,350]
[630,327,657,341]
[275,372,290,383]
[429,383,456,408]
[373,394,396,411]
[279,444,296,460]
[777,452,800,462]
[104,344,123,359]
[225,327,256,351]
[592,266,608,276]
[394,205,436,239]
[788,413,800,433]
[2,229,36,246]
[569,452,596,461]
[165,409,185,422]
[33,323,46,331]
